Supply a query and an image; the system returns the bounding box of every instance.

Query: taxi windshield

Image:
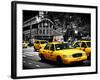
[55,43,73,50]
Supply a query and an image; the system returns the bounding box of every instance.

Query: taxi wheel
[39,54,45,61]
[56,56,63,65]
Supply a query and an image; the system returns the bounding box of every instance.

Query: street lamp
[75,30,78,34]
[74,30,78,40]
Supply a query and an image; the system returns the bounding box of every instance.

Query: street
[23,47,90,69]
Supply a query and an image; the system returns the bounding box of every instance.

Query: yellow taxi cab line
[63,56,87,64]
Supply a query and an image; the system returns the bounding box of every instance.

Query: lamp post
[29,24,32,46]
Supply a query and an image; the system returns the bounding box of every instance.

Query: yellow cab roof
[49,42,66,45]
[77,40,91,42]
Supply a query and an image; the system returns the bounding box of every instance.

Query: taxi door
[42,44,51,60]
[47,44,56,61]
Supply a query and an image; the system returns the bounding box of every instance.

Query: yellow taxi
[33,40,48,51]
[73,40,91,59]
[39,42,87,65]
[22,41,28,48]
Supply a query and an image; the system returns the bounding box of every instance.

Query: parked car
[33,40,48,51]
[39,42,87,65]
[73,40,91,59]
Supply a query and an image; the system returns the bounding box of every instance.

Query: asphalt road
[23,47,90,69]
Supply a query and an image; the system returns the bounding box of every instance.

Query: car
[39,42,87,65]
[22,41,28,48]
[33,40,48,51]
[73,40,91,59]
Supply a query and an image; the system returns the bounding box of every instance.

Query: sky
[23,10,39,22]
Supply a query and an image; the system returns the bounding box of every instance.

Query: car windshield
[55,43,73,50]
[86,42,91,47]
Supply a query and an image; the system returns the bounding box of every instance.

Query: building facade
[23,15,55,41]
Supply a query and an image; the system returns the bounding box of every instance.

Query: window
[86,42,91,47]
[44,44,50,50]
[47,29,49,34]
[50,44,54,51]
[39,29,42,34]
[81,42,87,48]
[50,30,53,35]
[43,29,45,34]
[55,43,73,50]
[74,42,80,48]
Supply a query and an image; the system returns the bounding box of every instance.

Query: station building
[23,11,63,42]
